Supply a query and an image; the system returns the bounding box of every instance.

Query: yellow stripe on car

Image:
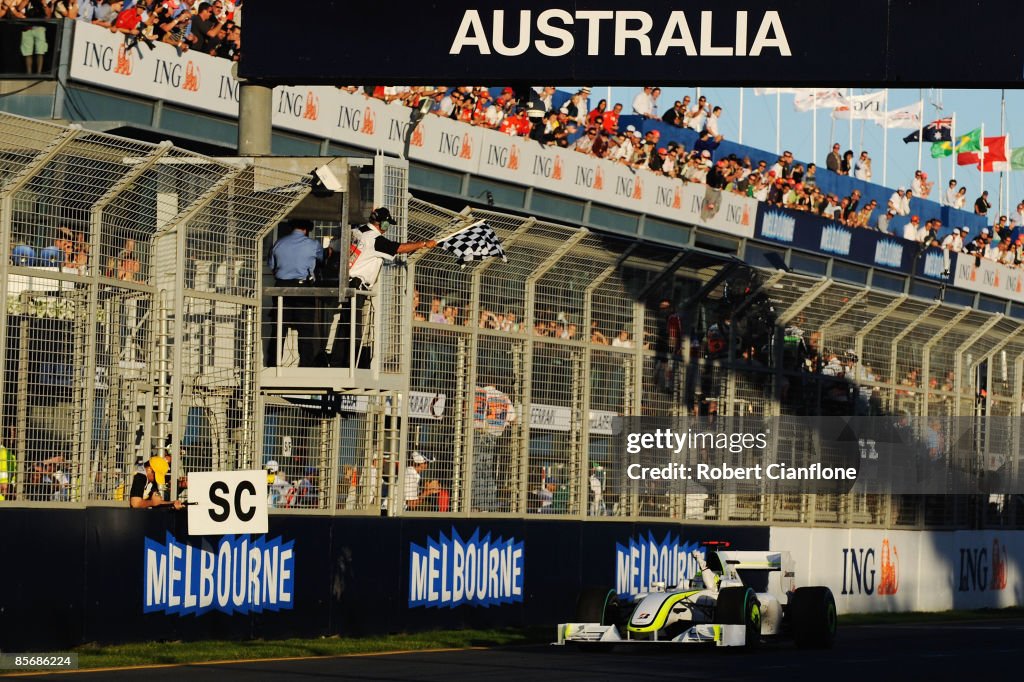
[627,591,700,633]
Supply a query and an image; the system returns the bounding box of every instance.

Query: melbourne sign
[615,531,700,598]
[144,533,295,616]
[408,527,525,608]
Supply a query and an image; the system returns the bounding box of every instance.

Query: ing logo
[182,62,200,92]
[672,186,682,209]
[360,108,375,134]
[459,136,473,160]
[410,125,424,147]
[632,177,643,200]
[552,155,563,180]
[114,44,132,76]
[508,145,519,170]
[877,538,898,595]
[303,91,319,120]
[594,168,603,190]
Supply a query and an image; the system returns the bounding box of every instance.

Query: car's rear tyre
[715,586,761,648]
[789,586,837,649]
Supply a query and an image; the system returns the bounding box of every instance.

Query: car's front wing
[555,622,748,647]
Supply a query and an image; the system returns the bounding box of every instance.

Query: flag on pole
[903,117,953,143]
[793,89,848,112]
[831,91,885,121]
[876,100,923,129]
[957,135,1008,171]
[932,127,982,158]
[435,220,507,268]
[1011,147,1024,170]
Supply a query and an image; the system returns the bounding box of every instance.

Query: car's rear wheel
[789,586,837,649]
[715,586,761,648]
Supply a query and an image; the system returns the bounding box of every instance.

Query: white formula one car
[556,541,836,649]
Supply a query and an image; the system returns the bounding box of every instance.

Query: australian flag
[903,118,953,143]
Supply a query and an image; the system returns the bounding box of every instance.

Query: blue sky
[602,87,1023,216]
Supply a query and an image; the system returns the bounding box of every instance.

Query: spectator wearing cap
[611,128,636,164]
[129,456,182,509]
[941,227,964,252]
[911,170,933,199]
[405,451,440,511]
[649,146,667,174]
[902,215,922,242]
[974,190,991,216]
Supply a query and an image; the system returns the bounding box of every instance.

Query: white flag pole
[917,88,924,171]
[981,122,985,199]
[882,89,889,187]
[813,93,817,170]
[950,113,956,188]
[1000,90,1006,216]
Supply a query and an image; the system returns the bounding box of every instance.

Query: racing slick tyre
[789,586,837,649]
[715,586,761,648]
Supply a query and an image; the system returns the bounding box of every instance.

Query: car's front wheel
[715,586,761,648]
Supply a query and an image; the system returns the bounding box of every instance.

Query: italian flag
[957,135,1009,172]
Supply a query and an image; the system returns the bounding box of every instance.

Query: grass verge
[50,608,1024,670]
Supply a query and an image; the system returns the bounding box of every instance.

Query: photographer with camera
[112,2,157,51]
[190,1,226,55]
[155,4,192,52]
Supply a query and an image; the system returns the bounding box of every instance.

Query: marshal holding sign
[188,470,269,536]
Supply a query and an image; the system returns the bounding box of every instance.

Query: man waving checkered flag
[436,220,507,268]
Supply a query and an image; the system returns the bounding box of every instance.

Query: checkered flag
[436,220,507,268]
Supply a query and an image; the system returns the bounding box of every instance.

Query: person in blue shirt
[267,219,323,366]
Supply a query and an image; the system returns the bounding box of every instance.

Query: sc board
[187,471,269,536]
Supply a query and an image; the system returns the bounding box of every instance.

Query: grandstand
[0,104,1020,529]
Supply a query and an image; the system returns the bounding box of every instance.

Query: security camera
[313,164,343,193]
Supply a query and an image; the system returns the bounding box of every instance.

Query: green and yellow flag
[931,127,982,158]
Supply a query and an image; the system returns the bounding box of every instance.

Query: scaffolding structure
[2,113,1022,529]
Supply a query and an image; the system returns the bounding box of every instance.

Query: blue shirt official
[268,228,323,281]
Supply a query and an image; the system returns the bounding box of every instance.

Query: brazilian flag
[931,128,981,158]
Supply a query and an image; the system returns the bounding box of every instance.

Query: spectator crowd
[2,0,243,70]
[357,85,1024,271]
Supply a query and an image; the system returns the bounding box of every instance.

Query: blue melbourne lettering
[143,533,295,616]
[409,527,524,608]
[923,251,948,279]
[874,239,904,268]
[819,225,852,256]
[615,532,699,598]
[760,211,795,242]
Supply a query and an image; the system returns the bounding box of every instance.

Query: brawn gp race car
[556,541,836,649]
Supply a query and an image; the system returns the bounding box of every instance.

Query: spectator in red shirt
[587,99,607,127]
[112,3,145,33]
[602,102,622,134]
